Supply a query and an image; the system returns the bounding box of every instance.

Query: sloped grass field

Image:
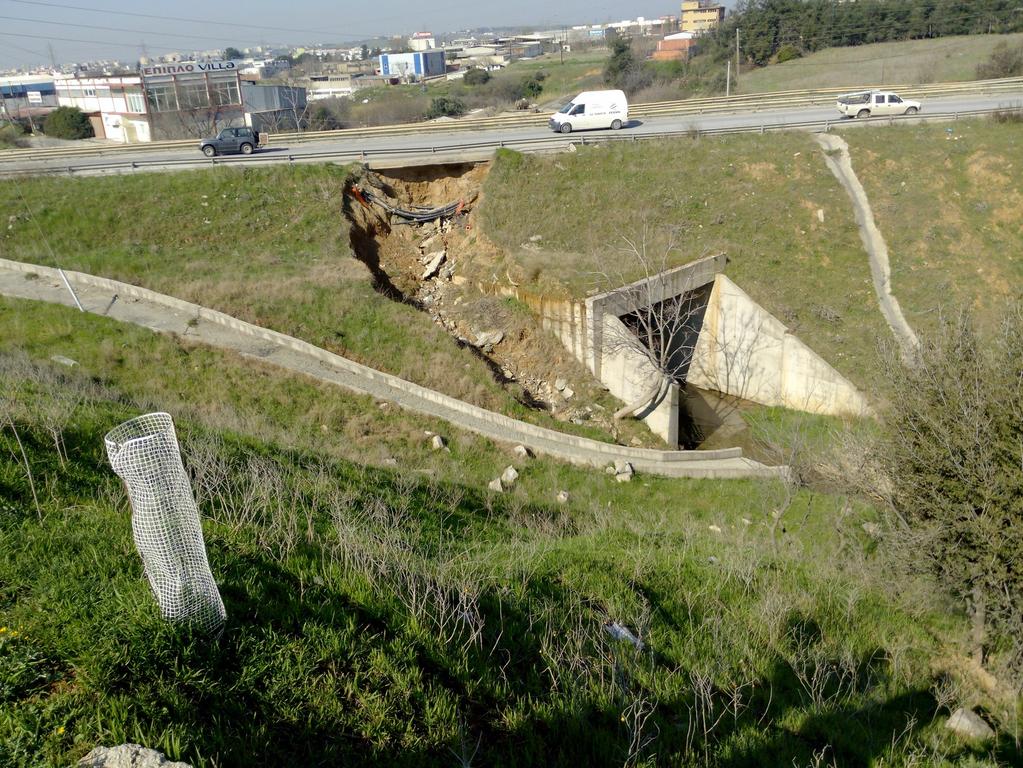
[1,299,1011,767]
[846,120,1023,338]
[480,137,889,392]
[0,165,568,433]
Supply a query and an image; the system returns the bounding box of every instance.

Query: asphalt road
[2,92,1021,175]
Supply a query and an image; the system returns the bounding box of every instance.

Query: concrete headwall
[688,275,870,416]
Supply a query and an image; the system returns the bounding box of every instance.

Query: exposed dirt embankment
[343,162,660,446]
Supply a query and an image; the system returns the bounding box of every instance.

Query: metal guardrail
[0,106,1010,179]
[2,76,1021,162]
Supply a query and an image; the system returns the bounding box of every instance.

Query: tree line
[704,0,1023,67]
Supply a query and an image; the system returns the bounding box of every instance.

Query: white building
[409,32,436,51]
[53,74,151,143]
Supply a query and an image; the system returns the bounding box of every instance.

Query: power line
[0,29,186,52]
[0,13,292,47]
[3,0,378,39]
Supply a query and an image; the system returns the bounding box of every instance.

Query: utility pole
[47,42,57,71]
[735,28,740,92]
[726,59,731,97]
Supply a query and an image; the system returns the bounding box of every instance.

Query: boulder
[613,460,633,475]
[430,434,447,450]
[500,465,519,487]
[556,490,570,504]
[475,330,505,348]
[50,354,78,367]
[946,708,994,741]
[422,251,446,280]
[78,744,192,768]
[614,472,632,483]
[513,445,532,459]
[561,387,574,400]
[487,477,504,493]
[554,377,568,391]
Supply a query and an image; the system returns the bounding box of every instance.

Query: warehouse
[378,51,446,81]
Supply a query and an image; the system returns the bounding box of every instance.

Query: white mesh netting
[104,412,226,634]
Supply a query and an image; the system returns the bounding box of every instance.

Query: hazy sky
[0,0,735,70]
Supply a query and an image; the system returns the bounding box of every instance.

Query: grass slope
[739,33,1023,94]
[2,299,1006,767]
[480,135,889,391]
[0,165,609,439]
[844,121,1023,337]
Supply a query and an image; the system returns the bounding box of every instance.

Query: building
[378,51,446,81]
[53,74,151,142]
[241,82,307,133]
[238,58,291,81]
[0,74,58,124]
[680,0,725,33]
[409,32,436,51]
[652,31,697,61]
[139,59,246,139]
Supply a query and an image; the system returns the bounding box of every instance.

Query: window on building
[126,91,146,113]
[177,79,209,110]
[209,78,240,106]
[146,83,178,112]
[83,86,96,97]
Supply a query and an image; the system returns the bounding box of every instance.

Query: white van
[549,90,628,134]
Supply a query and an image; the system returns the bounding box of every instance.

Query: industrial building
[680,0,726,33]
[378,51,446,81]
[53,74,151,142]
[0,74,58,124]
[652,31,697,61]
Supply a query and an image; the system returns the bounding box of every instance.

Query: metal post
[735,28,740,92]
[726,60,731,97]
[58,268,85,312]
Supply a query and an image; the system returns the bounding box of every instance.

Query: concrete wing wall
[688,275,871,417]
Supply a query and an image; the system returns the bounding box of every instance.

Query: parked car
[549,89,629,133]
[199,126,260,157]
[836,91,921,119]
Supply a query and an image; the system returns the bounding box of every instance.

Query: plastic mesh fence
[104,412,226,634]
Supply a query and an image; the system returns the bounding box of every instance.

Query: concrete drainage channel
[0,257,782,479]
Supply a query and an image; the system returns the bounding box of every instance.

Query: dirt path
[0,258,783,480]
[815,133,920,362]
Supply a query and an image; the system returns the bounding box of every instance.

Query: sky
[0,0,735,70]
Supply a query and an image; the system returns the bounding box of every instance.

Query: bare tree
[592,229,716,422]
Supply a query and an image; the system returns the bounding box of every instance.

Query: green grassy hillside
[3,298,1008,767]
[738,33,1023,93]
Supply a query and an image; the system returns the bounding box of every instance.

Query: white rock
[605,465,618,475]
[562,387,574,400]
[78,744,192,768]
[513,445,532,459]
[554,377,568,391]
[50,354,78,367]
[708,524,723,534]
[475,330,505,348]
[529,234,543,242]
[614,460,634,475]
[556,490,570,504]
[946,708,994,741]
[422,251,446,280]
[817,208,825,223]
[500,465,519,486]
[430,435,446,450]
[614,472,632,483]
[487,477,504,493]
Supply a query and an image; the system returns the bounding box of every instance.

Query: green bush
[776,44,803,64]
[42,107,94,140]
[463,68,491,86]
[425,96,466,119]
[0,122,29,149]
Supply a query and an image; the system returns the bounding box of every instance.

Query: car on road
[199,126,261,157]
[836,91,921,119]
[549,89,628,133]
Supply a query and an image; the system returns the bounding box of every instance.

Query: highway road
[2,92,1021,176]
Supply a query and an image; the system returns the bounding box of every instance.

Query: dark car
[199,126,260,157]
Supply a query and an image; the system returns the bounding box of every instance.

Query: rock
[562,387,574,400]
[500,465,519,487]
[556,490,570,504]
[816,208,825,223]
[430,435,446,450]
[605,465,618,475]
[422,251,446,280]
[529,234,543,242]
[708,555,720,565]
[861,522,882,539]
[614,472,632,483]
[513,445,532,459]
[451,275,468,286]
[382,457,398,467]
[630,437,643,446]
[613,460,634,476]
[487,477,504,493]
[741,517,752,526]
[554,377,568,391]
[604,621,644,650]
[475,330,504,348]
[708,524,723,534]
[946,708,994,741]
[50,354,78,367]
[421,233,440,251]
[78,744,192,768]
